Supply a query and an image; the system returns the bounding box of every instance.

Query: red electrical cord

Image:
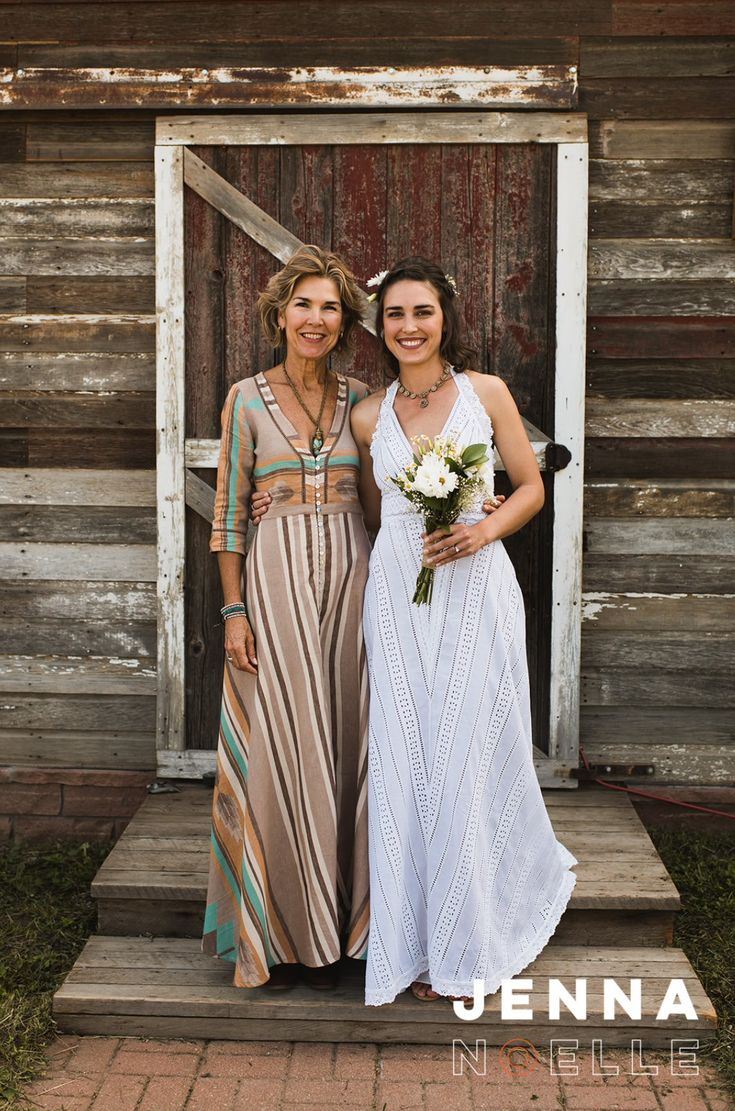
[578,743,735,822]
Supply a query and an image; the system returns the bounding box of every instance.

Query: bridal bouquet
[391,434,493,606]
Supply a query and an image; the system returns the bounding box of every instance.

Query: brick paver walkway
[23,1035,734,1111]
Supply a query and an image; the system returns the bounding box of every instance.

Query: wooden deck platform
[92,785,681,946]
[54,936,716,1048]
[53,785,719,1047]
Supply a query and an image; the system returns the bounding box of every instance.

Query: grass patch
[647,825,735,1100]
[0,839,109,1109]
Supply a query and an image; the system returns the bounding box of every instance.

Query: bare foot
[410,981,440,1001]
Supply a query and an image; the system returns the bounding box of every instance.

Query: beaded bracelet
[220,603,247,620]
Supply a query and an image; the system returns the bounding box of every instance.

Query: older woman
[201,245,371,991]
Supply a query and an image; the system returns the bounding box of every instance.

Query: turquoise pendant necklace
[281,362,329,456]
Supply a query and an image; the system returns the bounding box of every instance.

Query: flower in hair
[365,270,389,302]
[446,274,459,295]
[366,270,389,289]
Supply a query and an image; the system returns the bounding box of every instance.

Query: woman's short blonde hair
[257,244,365,353]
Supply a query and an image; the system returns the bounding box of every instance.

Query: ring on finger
[226,654,233,661]
[454,544,460,554]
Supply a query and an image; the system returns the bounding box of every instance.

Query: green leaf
[461,443,489,467]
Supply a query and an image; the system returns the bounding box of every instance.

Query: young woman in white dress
[350,258,578,1007]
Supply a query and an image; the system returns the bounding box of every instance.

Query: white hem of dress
[364,845,579,1007]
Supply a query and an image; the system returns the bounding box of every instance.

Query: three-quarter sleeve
[209,383,255,555]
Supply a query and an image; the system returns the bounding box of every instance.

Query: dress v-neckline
[389,370,462,454]
[258,371,346,461]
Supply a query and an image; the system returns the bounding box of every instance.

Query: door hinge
[545,442,572,472]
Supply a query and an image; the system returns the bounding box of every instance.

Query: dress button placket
[315,456,325,598]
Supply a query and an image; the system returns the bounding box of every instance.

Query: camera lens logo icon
[498,1038,544,1076]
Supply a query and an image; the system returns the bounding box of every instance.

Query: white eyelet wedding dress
[363,368,578,1006]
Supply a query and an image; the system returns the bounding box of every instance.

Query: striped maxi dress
[202,371,371,987]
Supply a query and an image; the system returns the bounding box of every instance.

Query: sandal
[410,981,440,1002]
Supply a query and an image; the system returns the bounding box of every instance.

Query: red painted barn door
[184,141,556,757]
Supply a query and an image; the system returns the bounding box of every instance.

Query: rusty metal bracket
[574,763,656,781]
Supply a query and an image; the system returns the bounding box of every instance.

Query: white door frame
[154,109,588,787]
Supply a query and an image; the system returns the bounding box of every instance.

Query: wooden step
[53,935,717,1049]
[92,785,680,946]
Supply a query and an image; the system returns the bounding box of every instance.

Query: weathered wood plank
[584,518,734,557]
[579,736,734,786]
[580,707,733,745]
[613,1,735,35]
[0,543,156,581]
[589,159,734,201]
[584,479,735,517]
[583,554,735,593]
[0,314,154,353]
[0,238,153,277]
[581,36,735,77]
[0,578,154,618]
[593,120,735,160]
[587,359,735,400]
[0,429,28,465]
[0,467,155,505]
[27,429,155,469]
[19,39,580,69]
[54,1012,714,1049]
[0,394,154,429]
[1,694,155,731]
[2,4,613,43]
[588,280,735,316]
[155,143,186,756]
[26,276,155,314]
[0,121,24,160]
[0,505,156,543]
[0,655,156,695]
[0,352,155,392]
[585,438,734,479]
[590,205,733,240]
[585,399,735,437]
[2,66,578,111]
[0,277,25,311]
[0,730,155,769]
[0,199,154,236]
[0,163,153,198]
[580,77,735,119]
[161,111,587,146]
[3,617,156,657]
[582,670,733,708]
[587,317,735,359]
[26,122,154,161]
[184,470,215,524]
[581,592,735,632]
[588,241,735,282]
[582,632,733,672]
[183,147,229,753]
[184,147,302,266]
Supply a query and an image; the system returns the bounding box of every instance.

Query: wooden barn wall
[0,6,734,786]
